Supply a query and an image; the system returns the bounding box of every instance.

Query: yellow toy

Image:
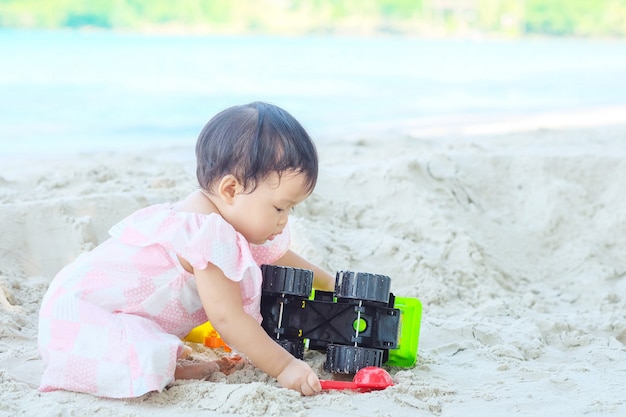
[183,321,231,352]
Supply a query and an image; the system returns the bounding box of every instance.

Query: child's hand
[276,358,322,396]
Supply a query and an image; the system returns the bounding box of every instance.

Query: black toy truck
[260,265,422,374]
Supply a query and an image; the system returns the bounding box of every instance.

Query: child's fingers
[300,381,317,396]
[307,371,322,392]
[276,358,321,395]
[298,371,321,396]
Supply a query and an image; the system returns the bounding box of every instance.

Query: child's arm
[194,262,322,396]
[273,249,335,291]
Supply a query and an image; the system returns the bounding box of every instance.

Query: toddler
[38,101,335,398]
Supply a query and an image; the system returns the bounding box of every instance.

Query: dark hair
[196,101,318,194]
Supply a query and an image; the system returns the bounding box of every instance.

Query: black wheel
[274,339,305,360]
[261,265,313,297]
[334,271,391,305]
[324,344,384,374]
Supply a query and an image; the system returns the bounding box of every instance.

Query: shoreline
[3,19,626,40]
[3,105,626,159]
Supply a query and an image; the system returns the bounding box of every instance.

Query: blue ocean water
[1,30,626,155]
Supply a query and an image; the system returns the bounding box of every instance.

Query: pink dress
[37,204,290,398]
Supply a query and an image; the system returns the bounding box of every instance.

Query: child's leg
[39,307,185,397]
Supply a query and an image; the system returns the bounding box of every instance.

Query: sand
[1,113,626,416]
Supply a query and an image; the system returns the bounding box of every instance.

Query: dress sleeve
[109,204,258,283]
[109,204,271,322]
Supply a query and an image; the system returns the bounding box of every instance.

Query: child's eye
[275,205,296,213]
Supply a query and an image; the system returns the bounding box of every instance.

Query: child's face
[228,170,310,245]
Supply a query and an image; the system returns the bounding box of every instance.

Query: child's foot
[216,355,245,375]
[174,356,245,381]
[179,345,193,360]
[175,359,220,380]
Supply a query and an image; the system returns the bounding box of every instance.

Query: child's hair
[196,101,318,194]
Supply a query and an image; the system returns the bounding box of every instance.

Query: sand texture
[1,122,626,416]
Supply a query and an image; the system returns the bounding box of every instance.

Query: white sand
[1,115,626,416]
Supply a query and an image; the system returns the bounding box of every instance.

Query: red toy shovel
[320,366,394,392]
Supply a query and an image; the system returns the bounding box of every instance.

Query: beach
[1,113,626,416]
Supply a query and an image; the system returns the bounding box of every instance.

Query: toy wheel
[274,339,305,360]
[324,344,384,374]
[261,265,313,298]
[335,271,391,305]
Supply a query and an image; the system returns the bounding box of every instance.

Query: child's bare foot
[174,355,245,380]
[175,359,220,380]
[179,345,193,360]
[217,355,245,375]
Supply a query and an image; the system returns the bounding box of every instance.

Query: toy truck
[184,265,422,374]
[260,265,422,374]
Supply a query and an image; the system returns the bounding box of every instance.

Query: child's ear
[217,175,241,204]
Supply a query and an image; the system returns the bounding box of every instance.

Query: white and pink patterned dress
[37,203,290,398]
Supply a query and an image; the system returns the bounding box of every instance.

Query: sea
[1,29,626,156]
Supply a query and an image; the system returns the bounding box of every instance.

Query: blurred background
[1,0,626,154]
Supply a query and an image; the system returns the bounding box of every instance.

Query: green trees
[524,0,626,36]
[0,0,624,37]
